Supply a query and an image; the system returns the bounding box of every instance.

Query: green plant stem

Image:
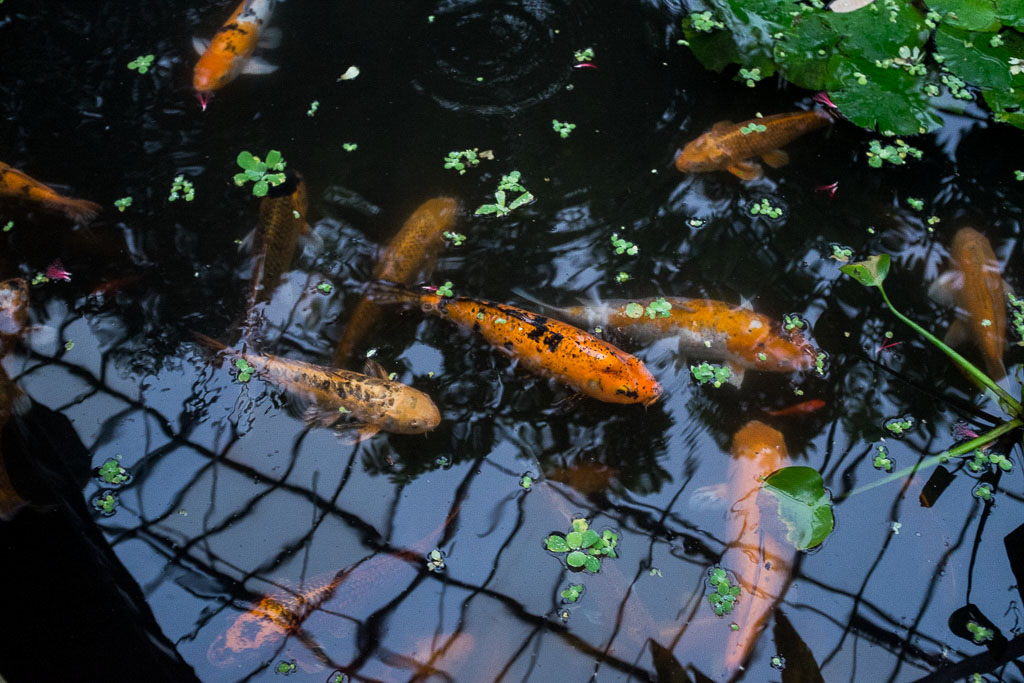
[877,285,1023,417]
[841,417,1022,500]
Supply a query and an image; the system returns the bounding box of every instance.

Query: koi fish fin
[298,227,324,257]
[258,26,282,49]
[689,483,728,511]
[711,121,735,134]
[366,282,420,307]
[510,288,573,318]
[242,56,279,75]
[45,197,101,224]
[725,362,745,387]
[984,356,1007,382]
[727,160,763,180]
[944,319,970,347]
[192,332,229,353]
[927,270,961,307]
[192,37,210,56]
[648,640,690,683]
[334,423,380,444]
[738,295,754,311]
[303,404,345,428]
[238,227,257,253]
[363,359,389,380]
[761,149,789,168]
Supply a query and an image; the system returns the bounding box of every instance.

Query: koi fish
[368,284,663,405]
[928,227,1009,381]
[764,399,826,417]
[0,162,101,224]
[675,109,831,180]
[192,333,440,442]
[248,169,309,306]
[333,197,460,365]
[722,420,795,673]
[0,278,30,521]
[208,508,459,667]
[192,0,281,110]
[514,293,817,387]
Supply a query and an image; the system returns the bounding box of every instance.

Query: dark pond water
[1,1,1023,681]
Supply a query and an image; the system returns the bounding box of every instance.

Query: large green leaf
[997,0,1024,29]
[826,56,942,133]
[925,0,1002,31]
[825,1,930,63]
[773,14,839,90]
[840,254,891,288]
[984,89,1024,129]
[762,466,835,550]
[936,25,1024,90]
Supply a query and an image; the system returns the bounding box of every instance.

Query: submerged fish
[333,197,460,365]
[928,227,1009,381]
[368,284,663,405]
[516,294,817,387]
[675,110,831,180]
[248,169,310,306]
[0,278,30,520]
[0,161,101,224]
[208,510,458,668]
[722,420,795,673]
[0,278,30,358]
[193,333,440,442]
[764,399,826,418]
[192,0,281,110]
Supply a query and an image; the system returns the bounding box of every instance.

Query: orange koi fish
[764,399,826,418]
[928,227,1009,381]
[192,0,281,110]
[208,509,459,668]
[0,278,30,520]
[193,333,440,442]
[721,420,795,673]
[333,197,460,365]
[675,109,831,180]
[0,162,101,224]
[248,169,309,306]
[516,294,817,387]
[369,285,663,405]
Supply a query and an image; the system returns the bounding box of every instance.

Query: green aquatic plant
[127,54,155,74]
[30,273,48,286]
[520,474,533,490]
[783,314,806,331]
[443,231,466,246]
[426,548,446,572]
[2,221,12,232]
[316,281,333,294]
[552,120,576,138]
[574,47,595,62]
[610,233,638,256]
[866,139,923,167]
[762,466,834,550]
[967,621,994,643]
[645,297,672,319]
[615,271,629,283]
[168,175,195,202]
[749,198,783,218]
[906,196,924,211]
[973,482,994,502]
[624,302,644,319]
[306,100,319,117]
[560,583,583,603]
[1009,292,1024,343]
[274,660,297,675]
[545,518,618,573]
[92,491,118,516]
[691,362,731,387]
[342,143,358,152]
[234,150,287,198]
[830,244,853,262]
[97,458,130,485]
[235,358,254,383]
[740,121,767,134]
[436,281,453,297]
[444,149,480,175]
[873,445,894,472]
[64,340,74,351]
[678,0,1024,132]
[114,197,132,212]
[707,566,741,616]
[474,171,533,216]
[884,415,915,436]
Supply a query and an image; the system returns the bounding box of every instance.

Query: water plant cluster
[680,0,1024,133]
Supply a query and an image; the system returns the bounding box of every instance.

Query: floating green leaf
[840,254,890,288]
[925,0,1001,31]
[762,466,835,550]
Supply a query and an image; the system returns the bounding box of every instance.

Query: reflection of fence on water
[11,328,1022,681]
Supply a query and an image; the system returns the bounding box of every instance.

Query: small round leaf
[566,550,587,567]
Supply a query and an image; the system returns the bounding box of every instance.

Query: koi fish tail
[332,296,381,366]
[192,332,232,368]
[48,197,101,224]
[365,281,422,308]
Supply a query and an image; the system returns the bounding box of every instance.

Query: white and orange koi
[192,0,282,110]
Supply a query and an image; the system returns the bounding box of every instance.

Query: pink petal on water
[813,92,837,109]
[573,63,598,70]
[46,260,72,281]
[815,181,839,199]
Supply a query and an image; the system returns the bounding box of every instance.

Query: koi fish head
[207,596,292,667]
[376,387,442,435]
[0,278,29,340]
[730,420,789,467]
[675,132,731,173]
[193,51,242,107]
[756,329,818,372]
[601,354,663,406]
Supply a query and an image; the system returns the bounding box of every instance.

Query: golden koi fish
[193,333,440,442]
[675,110,831,180]
[721,420,795,673]
[0,161,101,224]
[928,227,1009,381]
[333,197,460,365]
[0,278,30,520]
[248,169,310,306]
[516,294,817,387]
[369,284,663,405]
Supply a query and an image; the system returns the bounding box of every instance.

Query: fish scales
[333,197,459,365]
[951,228,1006,380]
[250,172,308,305]
[371,285,662,405]
[0,162,101,223]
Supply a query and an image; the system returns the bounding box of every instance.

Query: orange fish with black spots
[0,162,101,224]
[333,197,460,365]
[369,284,663,405]
[192,0,280,110]
[516,294,817,387]
[248,169,310,306]
[721,420,795,674]
[928,227,1009,381]
[675,109,831,180]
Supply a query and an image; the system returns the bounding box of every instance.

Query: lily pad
[935,25,1024,90]
[826,56,942,134]
[762,466,835,550]
[925,0,1002,31]
[840,254,891,288]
